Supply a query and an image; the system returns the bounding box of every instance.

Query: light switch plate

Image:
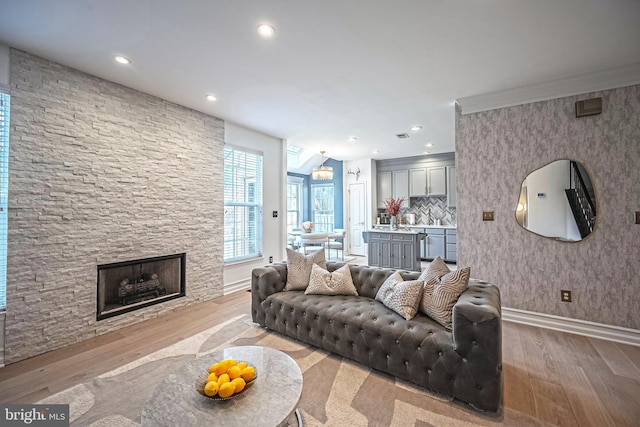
[482,211,495,221]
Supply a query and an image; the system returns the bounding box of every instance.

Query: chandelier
[312,150,334,180]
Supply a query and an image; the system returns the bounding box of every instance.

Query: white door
[349,182,366,256]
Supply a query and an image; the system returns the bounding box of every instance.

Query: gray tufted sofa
[251,262,502,413]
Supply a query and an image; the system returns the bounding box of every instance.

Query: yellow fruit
[208,363,219,374]
[227,359,238,367]
[214,361,229,376]
[218,382,235,398]
[231,377,246,393]
[217,373,230,385]
[238,362,248,370]
[207,373,218,383]
[204,381,219,397]
[228,365,242,380]
[240,366,255,382]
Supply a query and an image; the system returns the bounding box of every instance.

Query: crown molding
[456,63,640,114]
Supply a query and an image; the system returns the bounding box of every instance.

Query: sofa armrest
[251,264,287,325]
[451,281,502,411]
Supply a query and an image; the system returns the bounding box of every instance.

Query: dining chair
[287,227,303,249]
[298,232,328,255]
[325,229,345,260]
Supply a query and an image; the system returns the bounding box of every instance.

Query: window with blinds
[223,145,263,263]
[0,92,9,310]
[311,184,334,233]
[287,176,303,232]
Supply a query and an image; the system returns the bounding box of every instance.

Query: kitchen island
[362,229,426,271]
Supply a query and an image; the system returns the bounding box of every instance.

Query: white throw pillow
[305,263,358,296]
[375,271,424,320]
[285,248,327,291]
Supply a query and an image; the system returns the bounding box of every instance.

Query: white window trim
[223,145,263,264]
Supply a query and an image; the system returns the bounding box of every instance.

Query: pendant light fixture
[312,150,334,181]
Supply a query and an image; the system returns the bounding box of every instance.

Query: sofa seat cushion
[262,291,466,395]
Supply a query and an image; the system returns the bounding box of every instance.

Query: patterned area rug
[39,314,538,426]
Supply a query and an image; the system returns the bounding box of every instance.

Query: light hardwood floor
[0,290,639,426]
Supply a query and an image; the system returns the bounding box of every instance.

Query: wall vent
[575,97,602,117]
[396,133,410,139]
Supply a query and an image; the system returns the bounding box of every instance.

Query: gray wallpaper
[5,50,225,363]
[456,84,640,329]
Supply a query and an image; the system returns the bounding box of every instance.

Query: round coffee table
[141,346,303,427]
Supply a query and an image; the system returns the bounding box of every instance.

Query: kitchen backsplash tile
[407,196,456,225]
[379,196,456,225]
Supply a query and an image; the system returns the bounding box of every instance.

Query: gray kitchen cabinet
[447,166,457,208]
[363,231,425,271]
[423,228,445,260]
[409,168,427,196]
[392,169,409,207]
[427,167,447,196]
[377,171,392,208]
[445,229,457,262]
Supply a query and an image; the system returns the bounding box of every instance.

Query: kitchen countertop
[374,224,456,230]
[366,228,424,234]
[407,224,457,229]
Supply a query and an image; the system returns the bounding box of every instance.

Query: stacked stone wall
[5,49,224,363]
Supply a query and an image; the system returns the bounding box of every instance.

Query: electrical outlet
[482,211,495,221]
[269,256,273,263]
[272,211,278,218]
[561,290,572,302]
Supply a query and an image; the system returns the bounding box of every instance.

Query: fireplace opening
[97,253,186,320]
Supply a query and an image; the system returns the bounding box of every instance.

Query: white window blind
[223,145,263,263]
[0,92,9,310]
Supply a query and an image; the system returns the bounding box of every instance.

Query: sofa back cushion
[326,262,421,299]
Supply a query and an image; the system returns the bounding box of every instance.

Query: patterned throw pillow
[305,264,358,296]
[422,267,471,330]
[375,271,424,320]
[418,256,451,315]
[285,248,327,291]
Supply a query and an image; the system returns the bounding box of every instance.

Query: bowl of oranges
[195,358,257,401]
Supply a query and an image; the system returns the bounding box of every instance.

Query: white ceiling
[1,0,639,161]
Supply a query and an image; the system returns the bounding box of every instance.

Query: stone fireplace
[97,253,186,320]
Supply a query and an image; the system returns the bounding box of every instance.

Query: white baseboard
[502,307,640,347]
[223,278,251,295]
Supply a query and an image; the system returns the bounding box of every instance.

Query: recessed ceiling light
[425,143,433,148]
[347,136,357,142]
[410,126,422,132]
[257,24,275,38]
[373,150,380,154]
[206,94,217,102]
[424,151,431,155]
[114,55,131,65]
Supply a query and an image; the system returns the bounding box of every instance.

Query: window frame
[311,183,334,233]
[223,145,263,264]
[287,176,304,232]
[0,90,9,311]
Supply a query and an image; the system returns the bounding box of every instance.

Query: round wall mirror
[515,160,596,242]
